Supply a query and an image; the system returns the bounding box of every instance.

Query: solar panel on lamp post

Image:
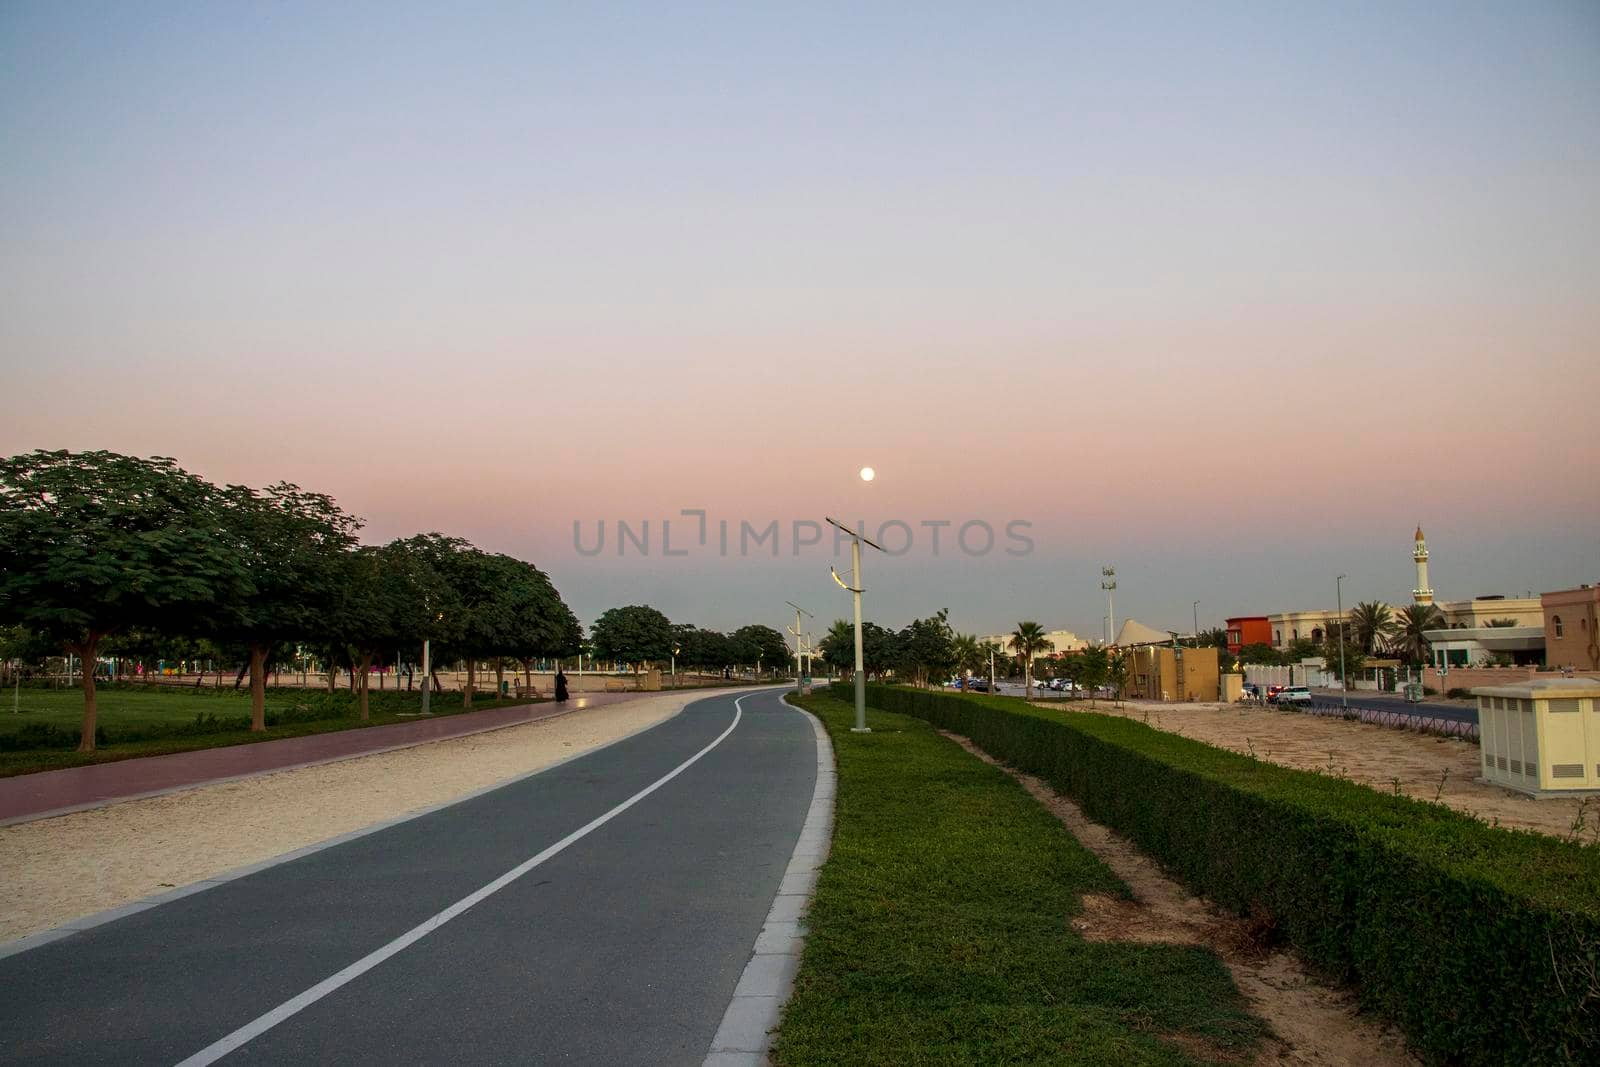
[826,517,884,733]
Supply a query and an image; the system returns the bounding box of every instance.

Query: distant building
[1543,585,1600,671]
[978,629,1088,656]
[1224,616,1271,654]
[1266,529,1543,652]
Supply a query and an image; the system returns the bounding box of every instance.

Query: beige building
[1544,585,1600,671]
[979,629,1089,656]
[1125,645,1220,702]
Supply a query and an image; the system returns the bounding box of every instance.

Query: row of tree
[0,451,588,751]
[0,451,805,754]
[587,604,791,679]
[811,613,1134,702]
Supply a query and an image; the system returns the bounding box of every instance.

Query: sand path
[1,688,759,942]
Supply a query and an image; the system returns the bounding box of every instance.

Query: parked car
[965,678,991,692]
[1265,684,1286,703]
[1277,686,1313,706]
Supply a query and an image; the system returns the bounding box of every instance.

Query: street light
[1193,601,1200,642]
[786,601,813,696]
[1336,574,1348,710]
[671,644,680,689]
[826,516,885,733]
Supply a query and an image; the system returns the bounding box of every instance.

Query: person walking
[554,668,569,703]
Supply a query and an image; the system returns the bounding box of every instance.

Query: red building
[1225,616,1272,655]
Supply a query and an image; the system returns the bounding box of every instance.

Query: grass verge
[0,685,532,777]
[772,692,1266,1066]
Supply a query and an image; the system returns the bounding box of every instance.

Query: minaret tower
[1412,526,1434,605]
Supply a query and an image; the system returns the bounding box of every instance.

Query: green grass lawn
[773,692,1265,1066]
[0,683,529,778]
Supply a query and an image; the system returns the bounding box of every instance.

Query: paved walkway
[2,689,820,1066]
[0,692,655,826]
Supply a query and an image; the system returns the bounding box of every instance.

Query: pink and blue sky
[2,2,1597,637]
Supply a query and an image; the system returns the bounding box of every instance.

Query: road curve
[0,687,817,1066]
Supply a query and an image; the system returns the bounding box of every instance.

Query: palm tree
[1390,604,1445,665]
[950,632,985,689]
[820,619,856,677]
[1009,621,1052,700]
[1348,600,1397,655]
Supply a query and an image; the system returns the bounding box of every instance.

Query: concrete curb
[704,694,836,1066]
[0,687,773,962]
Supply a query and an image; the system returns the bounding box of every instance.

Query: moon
[859,466,875,482]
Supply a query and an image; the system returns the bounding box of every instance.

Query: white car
[1277,686,1313,706]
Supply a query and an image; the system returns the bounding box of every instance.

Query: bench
[514,684,542,700]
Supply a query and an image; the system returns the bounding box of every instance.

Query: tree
[950,632,986,687]
[391,535,516,708]
[590,605,673,676]
[215,482,362,731]
[1107,651,1132,704]
[1391,604,1446,666]
[731,624,790,676]
[1009,621,1051,700]
[1238,643,1283,666]
[819,619,856,675]
[894,610,956,688]
[1320,624,1366,688]
[330,540,458,720]
[1348,601,1397,655]
[1077,645,1110,705]
[0,450,251,751]
[483,556,577,698]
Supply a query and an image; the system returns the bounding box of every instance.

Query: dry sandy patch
[1,689,757,943]
[1032,699,1597,841]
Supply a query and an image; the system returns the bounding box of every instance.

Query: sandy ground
[1032,699,1598,841]
[945,732,1418,1067]
[1,689,751,943]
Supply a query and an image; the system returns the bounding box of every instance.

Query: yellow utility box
[1220,673,1244,703]
[1473,678,1600,797]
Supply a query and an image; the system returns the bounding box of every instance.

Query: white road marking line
[174,694,748,1067]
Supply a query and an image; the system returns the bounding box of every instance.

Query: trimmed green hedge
[850,684,1600,1065]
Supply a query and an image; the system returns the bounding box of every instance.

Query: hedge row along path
[858,684,1600,1066]
[945,730,1416,1066]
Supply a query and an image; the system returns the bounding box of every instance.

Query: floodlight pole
[1101,567,1117,643]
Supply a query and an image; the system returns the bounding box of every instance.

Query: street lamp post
[827,517,884,733]
[420,638,432,715]
[1193,601,1200,642]
[1336,574,1348,710]
[671,645,679,689]
[786,601,812,696]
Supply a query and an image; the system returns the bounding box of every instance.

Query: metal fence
[1298,699,1479,741]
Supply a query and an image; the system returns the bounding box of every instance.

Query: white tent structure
[1114,618,1176,647]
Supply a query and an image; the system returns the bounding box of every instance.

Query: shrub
[847,683,1600,1066]
[1447,687,1471,700]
